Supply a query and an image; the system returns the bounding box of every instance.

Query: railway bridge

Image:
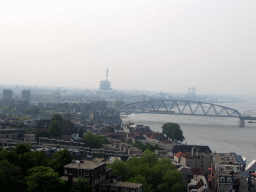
[119,100,256,127]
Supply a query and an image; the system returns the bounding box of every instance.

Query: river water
[121,102,256,164]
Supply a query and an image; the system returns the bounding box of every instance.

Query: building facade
[3,89,12,101]
[21,90,31,101]
[62,160,142,192]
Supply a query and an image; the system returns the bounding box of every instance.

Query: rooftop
[99,179,142,188]
[64,160,105,170]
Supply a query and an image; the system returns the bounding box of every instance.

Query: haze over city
[0,0,255,95]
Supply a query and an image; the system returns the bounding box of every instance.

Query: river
[121,102,256,164]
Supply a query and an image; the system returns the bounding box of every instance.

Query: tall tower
[3,89,12,101]
[99,69,112,90]
[21,90,31,101]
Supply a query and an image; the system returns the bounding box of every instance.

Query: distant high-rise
[3,89,12,101]
[21,90,31,101]
[99,69,112,91]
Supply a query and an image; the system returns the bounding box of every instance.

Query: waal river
[121,102,256,164]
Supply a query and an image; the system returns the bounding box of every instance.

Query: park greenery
[48,114,75,137]
[82,132,110,148]
[130,140,159,152]
[0,143,91,192]
[109,149,186,192]
[162,122,185,142]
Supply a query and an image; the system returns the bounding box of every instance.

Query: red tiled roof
[175,151,192,158]
[175,151,183,158]
[181,152,192,158]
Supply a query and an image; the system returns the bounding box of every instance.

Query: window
[85,171,89,176]
[103,175,105,180]
[111,187,118,191]
[227,177,232,182]
[131,189,137,192]
[92,181,94,186]
[220,177,225,182]
[64,170,67,175]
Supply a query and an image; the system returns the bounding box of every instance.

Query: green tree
[17,151,51,176]
[26,166,65,192]
[129,175,152,192]
[82,132,110,148]
[171,127,185,142]
[71,177,92,192]
[140,149,158,166]
[51,114,64,122]
[0,160,25,192]
[18,123,25,128]
[114,99,125,109]
[13,143,31,155]
[62,112,72,120]
[160,169,186,192]
[111,160,130,181]
[131,140,159,152]
[162,122,184,142]
[48,120,62,137]
[19,116,30,122]
[27,107,40,115]
[50,149,74,176]
[108,150,186,192]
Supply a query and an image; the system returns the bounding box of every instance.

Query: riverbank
[121,108,256,164]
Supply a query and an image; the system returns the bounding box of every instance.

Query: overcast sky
[0,0,255,94]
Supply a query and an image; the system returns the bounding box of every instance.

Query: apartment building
[61,159,142,192]
[209,153,251,192]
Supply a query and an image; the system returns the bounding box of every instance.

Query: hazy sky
[0,0,255,94]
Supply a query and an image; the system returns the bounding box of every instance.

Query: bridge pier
[238,118,245,127]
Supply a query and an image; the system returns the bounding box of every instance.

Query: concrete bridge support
[238,118,245,127]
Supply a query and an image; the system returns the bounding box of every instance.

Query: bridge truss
[119,100,243,118]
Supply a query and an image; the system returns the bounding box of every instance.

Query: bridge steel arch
[119,100,243,118]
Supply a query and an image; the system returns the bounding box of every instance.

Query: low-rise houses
[175,147,212,176]
[0,127,25,140]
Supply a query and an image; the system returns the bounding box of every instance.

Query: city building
[21,90,31,101]
[99,69,112,91]
[175,147,212,176]
[61,159,142,192]
[209,153,251,192]
[3,89,12,101]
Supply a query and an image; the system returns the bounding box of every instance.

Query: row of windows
[220,177,232,183]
